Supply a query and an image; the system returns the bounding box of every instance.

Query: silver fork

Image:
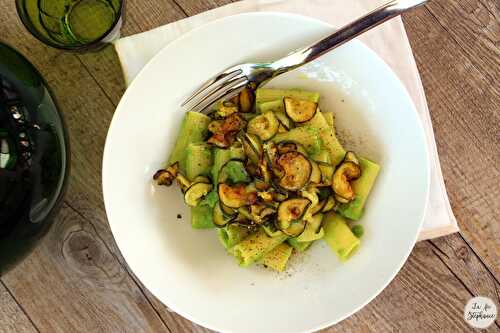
[182,0,427,113]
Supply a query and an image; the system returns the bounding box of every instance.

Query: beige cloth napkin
[114,0,459,241]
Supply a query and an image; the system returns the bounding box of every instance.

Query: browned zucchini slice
[255,179,270,191]
[153,169,174,186]
[218,183,256,208]
[153,162,179,186]
[239,132,262,165]
[262,223,284,237]
[184,182,213,207]
[258,157,272,185]
[263,142,283,179]
[175,173,191,192]
[208,113,246,148]
[257,191,273,202]
[247,111,279,141]
[274,110,293,130]
[213,203,236,227]
[208,120,223,133]
[246,133,263,156]
[335,194,350,204]
[309,160,321,184]
[272,192,288,202]
[318,162,334,186]
[250,204,275,224]
[277,141,297,154]
[207,132,232,148]
[228,95,240,106]
[283,97,317,123]
[276,141,307,156]
[277,198,310,229]
[344,151,360,165]
[237,206,253,221]
[310,198,327,215]
[220,201,237,216]
[321,195,336,212]
[216,103,238,117]
[239,88,254,113]
[277,124,288,133]
[278,219,306,237]
[295,213,324,242]
[332,161,361,201]
[277,151,312,191]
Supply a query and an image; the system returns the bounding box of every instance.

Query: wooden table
[1,0,498,332]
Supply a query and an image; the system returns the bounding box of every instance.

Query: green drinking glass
[16,0,124,51]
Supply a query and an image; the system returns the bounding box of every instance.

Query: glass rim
[15,0,125,51]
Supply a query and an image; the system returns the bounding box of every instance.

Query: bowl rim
[103,11,430,332]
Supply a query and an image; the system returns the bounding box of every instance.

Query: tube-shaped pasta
[260,243,293,272]
[190,206,215,229]
[323,212,360,261]
[168,111,211,173]
[232,229,287,267]
[287,238,312,252]
[218,224,250,249]
[304,111,346,166]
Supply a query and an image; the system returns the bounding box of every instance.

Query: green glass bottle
[0,42,69,274]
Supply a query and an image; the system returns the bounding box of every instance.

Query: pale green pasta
[218,224,250,249]
[322,110,334,128]
[287,238,312,252]
[295,213,324,242]
[185,143,212,181]
[260,243,293,272]
[323,212,360,261]
[301,111,346,166]
[232,230,287,267]
[168,111,210,173]
[190,205,214,229]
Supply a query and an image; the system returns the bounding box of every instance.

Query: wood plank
[429,234,500,328]
[426,0,500,96]
[402,4,500,278]
[0,282,38,333]
[321,241,499,332]
[1,204,170,332]
[75,0,188,106]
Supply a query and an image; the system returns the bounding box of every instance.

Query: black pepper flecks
[177,214,182,219]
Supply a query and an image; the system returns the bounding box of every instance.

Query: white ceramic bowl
[103,12,429,333]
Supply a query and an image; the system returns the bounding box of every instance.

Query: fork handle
[272,0,427,73]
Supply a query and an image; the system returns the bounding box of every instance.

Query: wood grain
[403,1,500,279]
[0,0,499,332]
[2,203,170,332]
[322,240,499,333]
[0,282,37,333]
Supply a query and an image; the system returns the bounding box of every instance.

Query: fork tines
[182,68,248,113]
